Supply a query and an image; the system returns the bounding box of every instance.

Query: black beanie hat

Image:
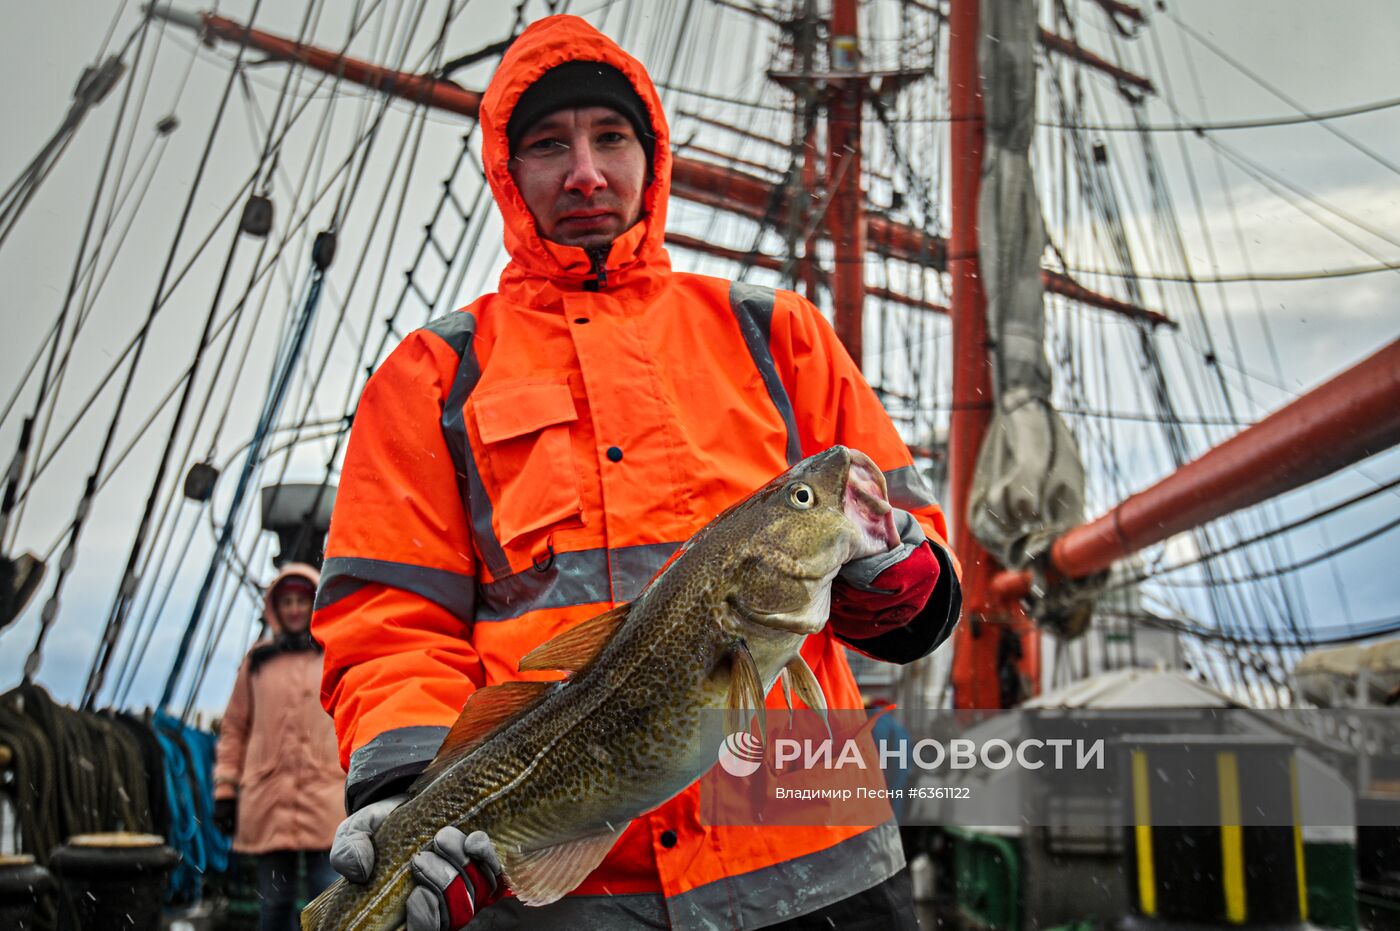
[507,61,655,162]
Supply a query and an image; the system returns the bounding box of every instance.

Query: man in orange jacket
[313,14,961,931]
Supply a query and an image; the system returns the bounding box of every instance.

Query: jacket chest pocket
[472,379,584,553]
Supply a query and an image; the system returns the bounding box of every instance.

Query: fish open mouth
[842,449,899,554]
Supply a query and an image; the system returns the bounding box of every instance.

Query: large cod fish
[301,445,900,930]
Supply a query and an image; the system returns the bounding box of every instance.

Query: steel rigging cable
[102,0,352,707]
[121,2,377,710]
[1103,73,1295,698]
[1076,0,1278,701]
[0,52,128,252]
[179,0,436,698]
[9,95,398,519]
[1124,100,1311,663]
[231,0,498,632]
[1148,511,1400,591]
[1092,473,1400,597]
[1132,607,1400,650]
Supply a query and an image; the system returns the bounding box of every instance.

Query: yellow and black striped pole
[1123,736,1310,927]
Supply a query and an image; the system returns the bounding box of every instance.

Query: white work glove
[330,793,505,930]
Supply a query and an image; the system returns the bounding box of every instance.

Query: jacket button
[659,829,677,848]
[606,446,623,462]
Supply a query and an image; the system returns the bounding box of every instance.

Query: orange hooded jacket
[314,14,960,929]
[214,563,345,854]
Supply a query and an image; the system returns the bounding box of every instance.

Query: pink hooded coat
[213,563,345,854]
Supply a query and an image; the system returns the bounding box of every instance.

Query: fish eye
[787,483,816,510]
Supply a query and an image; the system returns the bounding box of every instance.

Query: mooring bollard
[49,832,179,930]
[0,853,56,931]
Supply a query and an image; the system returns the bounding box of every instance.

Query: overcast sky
[1,0,1397,713]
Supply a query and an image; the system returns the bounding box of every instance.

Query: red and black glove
[408,825,505,930]
[829,509,940,640]
[333,794,504,930]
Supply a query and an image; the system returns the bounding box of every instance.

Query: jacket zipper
[585,246,609,291]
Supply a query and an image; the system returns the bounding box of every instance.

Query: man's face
[508,106,648,250]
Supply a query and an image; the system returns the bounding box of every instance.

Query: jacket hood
[263,562,321,633]
[479,15,672,303]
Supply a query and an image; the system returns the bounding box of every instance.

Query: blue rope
[152,712,231,903]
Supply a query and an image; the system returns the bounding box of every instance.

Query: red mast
[826,0,867,366]
[945,0,1038,709]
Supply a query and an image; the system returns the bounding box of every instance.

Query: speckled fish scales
[301,445,897,930]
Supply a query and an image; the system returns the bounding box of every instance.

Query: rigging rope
[169,0,460,714]
[1150,512,1400,591]
[1044,16,1263,701]
[151,711,231,903]
[1092,473,1400,596]
[19,0,268,686]
[1129,99,1310,665]
[170,3,428,710]
[10,86,397,525]
[273,2,522,591]
[96,3,412,707]
[0,682,227,922]
[1167,11,1400,180]
[254,0,492,597]
[160,263,328,711]
[1151,20,1318,664]
[0,684,154,863]
[1064,257,1400,284]
[1130,608,1400,651]
[0,51,129,252]
[0,25,147,554]
[10,1,392,523]
[83,0,330,711]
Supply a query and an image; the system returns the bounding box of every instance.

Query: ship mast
[141,2,1400,711]
[825,0,866,362]
[945,0,1018,709]
[143,4,1153,325]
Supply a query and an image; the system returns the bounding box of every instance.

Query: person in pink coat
[213,563,346,930]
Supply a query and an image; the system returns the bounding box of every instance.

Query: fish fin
[784,654,830,737]
[503,826,626,906]
[726,640,767,741]
[299,877,344,930]
[410,681,554,793]
[779,666,794,712]
[518,604,630,673]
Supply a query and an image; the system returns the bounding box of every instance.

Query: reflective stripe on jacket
[314,14,960,929]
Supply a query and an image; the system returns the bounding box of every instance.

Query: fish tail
[300,877,345,931]
[301,869,414,931]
